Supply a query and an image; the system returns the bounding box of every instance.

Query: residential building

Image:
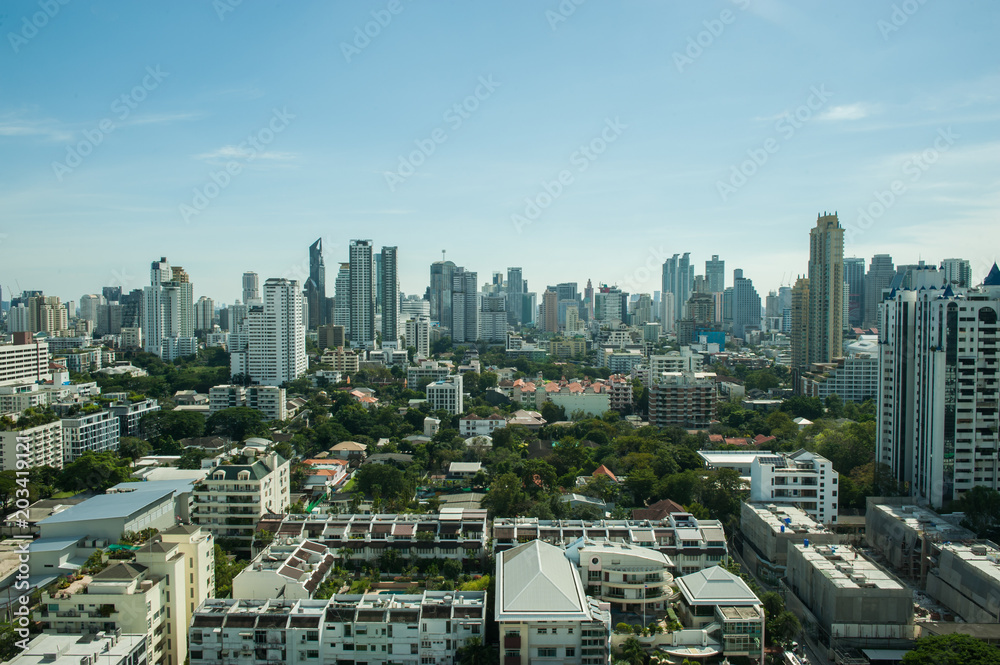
[142,257,197,361]
[705,255,725,294]
[732,268,762,339]
[380,245,399,346]
[479,293,508,342]
[844,257,866,328]
[451,267,478,343]
[784,543,914,648]
[647,348,702,385]
[61,408,119,461]
[549,337,587,358]
[237,278,306,387]
[429,259,457,330]
[407,360,452,386]
[194,296,214,332]
[739,503,843,585]
[864,254,895,329]
[317,324,345,350]
[305,238,326,329]
[108,397,159,438]
[232,540,335,600]
[189,591,487,665]
[876,263,1000,507]
[320,346,360,374]
[191,452,290,552]
[506,267,525,325]
[348,240,376,347]
[459,413,507,437]
[675,566,765,662]
[806,212,845,368]
[404,316,431,359]
[426,375,464,415]
[0,417,63,471]
[0,332,51,386]
[333,262,351,329]
[940,257,972,288]
[541,289,558,333]
[565,539,673,614]
[209,385,287,422]
[242,271,261,305]
[798,335,879,402]
[663,253,694,322]
[647,371,717,429]
[7,632,148,665]
[495,539,611,665]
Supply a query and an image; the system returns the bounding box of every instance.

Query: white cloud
[195,145,297,165]
[817,103,874,121]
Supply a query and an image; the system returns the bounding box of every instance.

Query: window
[538,647,557,657]
[537,628,547,635]
[566,647,576,657]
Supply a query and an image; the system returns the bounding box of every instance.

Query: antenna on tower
[442,250,446,261]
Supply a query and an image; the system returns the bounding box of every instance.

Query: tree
[205,407,267,441]
[769,611,801,648]
[177,447,211,469]
[617,636,646,665]
[141,409,206,443]
[442,558,463,580]
[118,437,152,461]
[625,466,657,505]
[57,452,133,493]
[958,486,1000,540]
[541,401,567,423]
[902,633,1000,665]
[456,636,498,665]
[481,472,529,518]
[214,543,249,598]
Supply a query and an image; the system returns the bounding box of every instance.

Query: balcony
[504,634,521,649]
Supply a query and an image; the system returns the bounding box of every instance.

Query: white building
[407,360,452,386]
[232,539,335,600]
[565,539,673,614]
[61,408,120,461]
[877,264,1000,507]
[496,539,611,665]
[799,335,878,402]
[404,315,432,359]
[236,278,307,387]
[426,374,464,415]
[142,257,197,361]
[647,347,702,386]
[190,592,487,665]
[8,632,148,665]
[0,417,63,471]
[194,295,214,331]
[0,333,51,386]
[349,239,376,348]
[675,566,765,662]
[209,384,287,421]
[459,413,506,437]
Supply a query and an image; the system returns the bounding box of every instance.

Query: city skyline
[2,3,999,302]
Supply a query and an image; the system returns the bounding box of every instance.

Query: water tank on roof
[804,539,809,548]
[784,518,792,525]
[780,525,785,533]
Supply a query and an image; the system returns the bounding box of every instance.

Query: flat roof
[791,544,904,590]
[870,503,975,542]
[745,503,832,536]
[938,542,1000,585]
[39,481,188,526]
[28,537,82,553]
[698,451,764,466]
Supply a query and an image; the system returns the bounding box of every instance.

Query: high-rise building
[584,278,594,320]
[479,294,507,342]
[843,257,866,329]
[304,238,326,329]
[663,253,694,322]
[940,258,972,288]
[802,213,844,369]
[333,262,351,329]
[405,315,431,359]
[79,294,103,324]
[705,255,725,294]
[242,271,261,305]
[194,296,214,332]
[542,289,559,332]
[864,254,895,329]
[506,267,524,325]
[790,277,810,371]
[450,267,478,343]
[348,240,376,348]
[430,259,457,330]
[595,285,626,324]
[380,246,399,347]
[731,269,762,339]
[241,278,306,387]
[101,286,122,303]
[877,264,1000,507]
[374,251,384,314]
[142,257,196,361]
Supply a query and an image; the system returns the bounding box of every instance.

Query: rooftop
[870,503,975,542]
[10,632,148,665]
[677,566,761,606]
[791,543,904,590]
[497,540,590,620]
[746,503,833,536]
[38,480,190,526]
[937,542,1000,585]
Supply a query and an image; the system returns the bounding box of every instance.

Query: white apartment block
[877,264,1000,507]
[426,374,463,415]
[0,418,63,471]
[143,257,197,361]
[459,413,507,437]
[496,540,611,665]
[8,632,148,665]
[109,397,160,438]
[209,385,287,421]
[232,540,335,600]
[319,346,360,374]
[0,333,51,386]
[242,279,307,387]
[61,409,120,461]
[0,383,51,414]
[647,347,703,386]
[189,592,487,665]
[567,539,673,614]
[405,316,431,359]
[406,360,452,386]
[799,336,878,402]
[192,452,290,550]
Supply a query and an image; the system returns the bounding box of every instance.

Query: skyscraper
[479,294,507,342]
[705,255,725,294]
[451,267,479,343]
[506,267,524,325]
[349,240,376,348]
[542,288,558,332]
[863,254,895,329]
[877,264,1000,507]
[731,269,762,339]
[662,253,694,322]
[242,272,261,305]
[142,257,196,360]
[843,257,866,329]
[806,212,844,367]
[305,238,326,329]
[429,260,457,330]
[242,278,306,387]
[194,296,214,332]
[380,246,399,346]
[790,277,810,372]
[334,263,350,329]
[940,258,972,288]
[584,279,594,320]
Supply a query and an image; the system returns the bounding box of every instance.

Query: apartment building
[406,360,452,386]
[458,413,507,438]
[674,566,765,662]
[109,397,160,438]
[9,632,148,665]
[565,539,673,614]
[233,540,335,600]
[61,408,120,461]
[647,371,717,429]
[0,333,51,387]
[208,384,287,422]
[426,375,463,415]
[189,592,487,665]
[0,417,63,471]
[739,503,844,585]
[496,540,611,665]
[798,336,878,402]
[319,346,360,374]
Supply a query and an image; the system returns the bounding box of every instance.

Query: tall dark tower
[305,238,326,329]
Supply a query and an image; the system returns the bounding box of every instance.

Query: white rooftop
[496,540,591,621]
[791,543,904,590]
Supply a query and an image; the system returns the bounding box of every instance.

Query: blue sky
[1,0,999,306]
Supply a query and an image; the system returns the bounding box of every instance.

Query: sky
[1,0,999,307]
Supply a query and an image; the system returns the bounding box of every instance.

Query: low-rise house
[330,440,367,462]
[674,566,765,662]
[459,412,506,437]
[232,539,335,600]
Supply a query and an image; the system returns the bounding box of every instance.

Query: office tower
[242,278,306,386]
[843,257,866,329]
[687,292,715,330]
[405,316,431,359]
[334,263,351,329]
[318,324,346,350]
[662,253,694,322]
[722,287,733,330]
[542,289,558,332]
[556,282,578,304]
[594,285,625,324]
[101,286,122,303]
[632,293,653,326]
[521,292,537,326]
[790,277,810,371]
[380,246,399,347]
[430,259,457,330]
[705,255,725,293]
[95,302,123,336]
[79,294,103,323]
[877,264,1000,508]
[375,252,384,314]
[348,240,376,348]
[304,238,326,329]
[565,305,581,333]
[479,294,507,342]
[506,267,524,325]
[194,296,214,332]
[731,269,762,339]
[584,279,594,319]
[864,254,895,329]
[940,258,972,288]
[804,212,844,368]
[451,267,479,343]
[242,271,261,305]
[142,258,196,360]
[765,291,779,318]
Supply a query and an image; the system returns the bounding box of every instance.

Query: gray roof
[496,540,590,621]
[205,459,276,480]
[38,482,188,526]
[677,566,760,606]
[93,562,147,581]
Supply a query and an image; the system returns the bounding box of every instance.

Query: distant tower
[305,238,326,329]
[806,212,844,366]
[349,240,375,348]
[242,271,261,305]
[380,246,399,346]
